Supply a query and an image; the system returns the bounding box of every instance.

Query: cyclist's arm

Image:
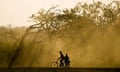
[57,57,60,61]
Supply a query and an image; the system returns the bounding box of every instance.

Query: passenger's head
[66,53,68,56]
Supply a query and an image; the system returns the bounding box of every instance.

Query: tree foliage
[29,1,120,40]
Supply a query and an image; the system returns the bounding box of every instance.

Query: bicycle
[50,60,65,68]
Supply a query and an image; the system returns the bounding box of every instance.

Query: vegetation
[0,1,120,67]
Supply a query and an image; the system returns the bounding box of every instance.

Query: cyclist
[57,51,65,67]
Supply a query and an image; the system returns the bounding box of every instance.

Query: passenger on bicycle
[64,53,70,67]
[57,51,65,67]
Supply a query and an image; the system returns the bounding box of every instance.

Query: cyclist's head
[59,51,62,54]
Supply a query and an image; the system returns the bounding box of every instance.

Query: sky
[0,0,112,27]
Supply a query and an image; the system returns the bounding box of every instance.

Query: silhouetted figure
[57,51,65,67]
[64,53,70,67]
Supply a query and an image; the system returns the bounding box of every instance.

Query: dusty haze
[0,0,120,68]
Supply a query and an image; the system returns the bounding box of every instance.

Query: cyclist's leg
[60,62,64,67]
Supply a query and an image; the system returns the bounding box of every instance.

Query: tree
[8,26,37,67]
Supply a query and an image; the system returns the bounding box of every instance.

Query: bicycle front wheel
[51,62,58,68]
